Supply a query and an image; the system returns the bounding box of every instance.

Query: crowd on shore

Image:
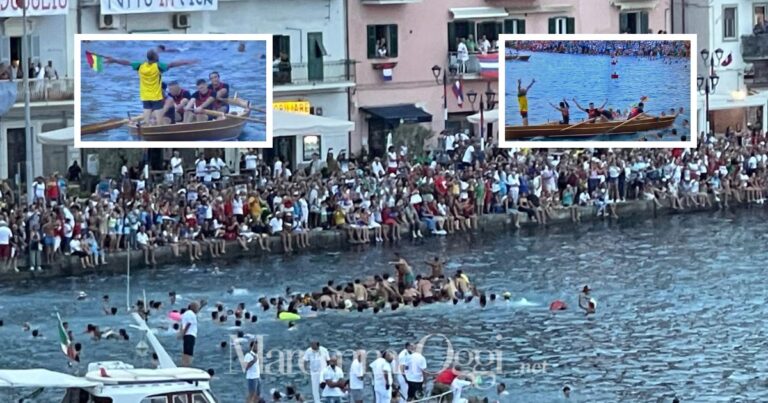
[508,40,690,58]
[0,123,767,272]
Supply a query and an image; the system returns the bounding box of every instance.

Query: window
[273,35,290,62]
[619,12,649,34]
[504,19,526,34]
[172,394,189,403]
[476,21,502,43]
[755,5,766,26]
[191,393,211,403]
[302,135,321,161]
[140,397,168,403]
[366,24,398,59]
[723,6,737,40]
[548,17,575,34]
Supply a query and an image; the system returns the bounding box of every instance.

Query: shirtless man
[416,275,434,303]
[425,256,444,279]
[353,279,368,307]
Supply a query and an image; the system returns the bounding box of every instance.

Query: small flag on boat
[85,51,104,73]
[476,53,499,79]
[452,80,464,107]
[382,68,393,81]
[57,312,77,362]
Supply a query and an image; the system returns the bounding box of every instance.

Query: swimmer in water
[578,285,595,315]
[425,256,445,279]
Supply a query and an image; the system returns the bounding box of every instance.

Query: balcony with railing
[273,59,356,92]
[742,35,768,61]
[12,78,74,104]
[447,52,498,79]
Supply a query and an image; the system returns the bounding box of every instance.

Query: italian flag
[85,51,104,73]
[57,312,77,362]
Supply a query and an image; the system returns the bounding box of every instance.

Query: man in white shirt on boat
[178,301,200,366]
[303,341,330,403]
[321,354,346,403]
[370,351,394,403]
[405,346,428,401]
[244,341,261,403]
[348,350,366,403]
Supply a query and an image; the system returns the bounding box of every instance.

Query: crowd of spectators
[508,40,690,58]
[0,125,766,272]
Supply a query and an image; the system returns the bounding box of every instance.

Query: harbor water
[80,40,267,142]
[505,52,691,141]
[1,211,767,402]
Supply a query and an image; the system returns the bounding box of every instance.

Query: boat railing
[273,59,356,86]
[13,78,74,103]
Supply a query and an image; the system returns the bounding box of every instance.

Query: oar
[605,113,645,134]
[201,109,265,123]
[560,117,595,132]
[223,97,266,113]
[82,115,144,135]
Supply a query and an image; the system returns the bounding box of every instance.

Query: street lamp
[697,48,722,137]
[466,86,497,149]
[431,65,448,122]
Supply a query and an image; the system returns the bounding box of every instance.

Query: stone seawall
[0,199,720,282]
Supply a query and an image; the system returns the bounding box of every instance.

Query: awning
[0,369,101,389]
[467,109,499,124]
[37,127,73,146]
[450,7,508,20]
[360,104,433,124]
[610,0,659,12]
[273,110,355,137]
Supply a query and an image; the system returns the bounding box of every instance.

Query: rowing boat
[505,54,531,61]
[127,105,252,141]
[505,115,677,140]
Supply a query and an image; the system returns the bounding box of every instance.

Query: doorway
[619,12,649,34]
[264,136,295,171]
[7,127,30,186]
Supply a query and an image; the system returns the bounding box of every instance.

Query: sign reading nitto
[273,101,311,115]
[100,0,218,15]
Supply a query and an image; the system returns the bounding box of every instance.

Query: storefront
[270,109,354,170]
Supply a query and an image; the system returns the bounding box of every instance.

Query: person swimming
[578,285,595,315]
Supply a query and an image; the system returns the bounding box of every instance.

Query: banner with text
[0,0,69,17]
[274,101,311,115]
[100,0,218,15]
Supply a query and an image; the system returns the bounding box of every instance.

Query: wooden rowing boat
[505,54,531,61]
[127,106,252,141]
[505,115,677,140]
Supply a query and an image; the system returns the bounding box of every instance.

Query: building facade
[674,0,768,134]
[347,0,671,156]
[81,0,354,169]
[0,1,76,182]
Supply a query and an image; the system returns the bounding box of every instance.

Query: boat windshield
[140,391,217,403]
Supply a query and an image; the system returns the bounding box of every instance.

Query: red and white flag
[452,80,464,107]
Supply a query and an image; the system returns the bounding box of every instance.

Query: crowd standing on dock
[0,125,767,273]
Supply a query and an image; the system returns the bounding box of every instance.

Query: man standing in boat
[572,98,611,122]
[208,71,230,113]
[517,78,535,126]
[104,49,197,126]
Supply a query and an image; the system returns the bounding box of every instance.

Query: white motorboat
[0,313,219,403]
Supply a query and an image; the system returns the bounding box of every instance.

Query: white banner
[0,0,69,17]
[100,0,218,15]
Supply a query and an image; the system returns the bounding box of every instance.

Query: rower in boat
[627,97,649,119]
[160,81,191,125]
[548,98,570,124]
[104,49,196,126]
[208,71,230,114]
[185,79,221,123]
[572,98,612,123]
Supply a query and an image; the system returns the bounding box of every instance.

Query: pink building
[348,0,670,155]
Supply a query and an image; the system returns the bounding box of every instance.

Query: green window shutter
[566,17,575,34]
[448,22,457,51]
[640,12,649,34]
[280,35,290,58]
[518,19,526,34]
[504,19,514,34]
[548,17,556,34]
[389,24,398,58]
[367,25,376,59]
[619,13,629,33]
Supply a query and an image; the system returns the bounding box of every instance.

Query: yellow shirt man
[130,61,169,102]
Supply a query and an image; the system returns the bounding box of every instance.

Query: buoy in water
[278,312,301,321]
[168,311,182,322]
